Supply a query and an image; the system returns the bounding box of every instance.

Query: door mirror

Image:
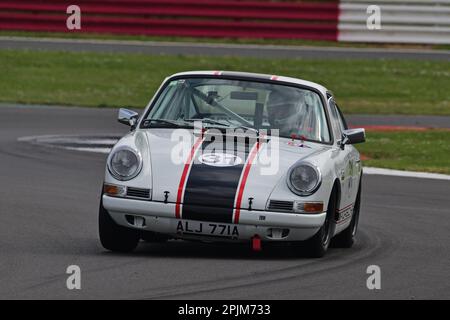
[118,108,139,127]
[342,128,365,146]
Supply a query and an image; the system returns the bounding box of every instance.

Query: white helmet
[267,89,305,136]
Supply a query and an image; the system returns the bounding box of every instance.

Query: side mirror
[118,108,139,128]
[341,128,365,148]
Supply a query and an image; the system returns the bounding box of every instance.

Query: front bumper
[102,195,326,242]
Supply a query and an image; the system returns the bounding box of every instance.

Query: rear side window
[336,104,348,131]
[327,97,343,140]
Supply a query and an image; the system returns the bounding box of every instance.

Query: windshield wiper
[184,118,231,127]
[232,124,259,135]
[185,118,260,134]
[142,119,193,128]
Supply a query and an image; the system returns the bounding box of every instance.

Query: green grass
[1,30,448,51]
[0,49,449,115]
[357,130,450,174]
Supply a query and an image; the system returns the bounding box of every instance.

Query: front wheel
[99,197,140,253]
[304,188,337,258]
[331,179,362,248]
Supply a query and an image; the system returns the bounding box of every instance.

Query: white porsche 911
[99,71,365,257]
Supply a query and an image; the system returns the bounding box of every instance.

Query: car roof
[167,70,329,96]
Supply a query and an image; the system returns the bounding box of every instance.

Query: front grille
[126,187,150,199]
[268,200,294,212]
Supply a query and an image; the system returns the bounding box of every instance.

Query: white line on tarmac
[65,147,112,154]
[364,167,450,181]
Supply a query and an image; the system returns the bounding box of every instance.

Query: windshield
[143,77,331,143]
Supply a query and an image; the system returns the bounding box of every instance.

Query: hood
[144,129,328,216]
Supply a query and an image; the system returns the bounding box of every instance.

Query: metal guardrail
[338,0,450,44]
[0,0,339,41]
[0,0,448,45]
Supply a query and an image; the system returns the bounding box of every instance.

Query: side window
[328,97,343,141]
[336,104,348,131]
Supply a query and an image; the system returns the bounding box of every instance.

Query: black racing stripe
[182,138,252,223]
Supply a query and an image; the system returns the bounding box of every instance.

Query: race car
[99,71,365,257]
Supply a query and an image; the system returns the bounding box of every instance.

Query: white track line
[65,147,112,154]
[47,138,118,145]
[17,135,117,154]
[364,167,450,181]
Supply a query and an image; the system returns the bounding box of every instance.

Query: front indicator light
[294,201,324,214]
[103,183,126,197]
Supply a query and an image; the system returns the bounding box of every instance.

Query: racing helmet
[267,89,305,134]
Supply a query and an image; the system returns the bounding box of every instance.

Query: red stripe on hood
[175,135,204,219]
[233,141,260,224]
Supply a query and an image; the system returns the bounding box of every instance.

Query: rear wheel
[98,197,140,253]
[332,179,362,248]
[304,188,337,258]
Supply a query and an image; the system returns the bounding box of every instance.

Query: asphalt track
[1,36,450,61]
[1,104,449,299]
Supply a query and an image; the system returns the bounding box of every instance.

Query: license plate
[176,220,239,238]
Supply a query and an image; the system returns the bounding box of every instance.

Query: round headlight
[108,147,142,181]
[287,163,321,196]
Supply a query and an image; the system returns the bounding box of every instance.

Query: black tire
[331,179,362,248]
[304,187,337,258]
[98,197,140,253]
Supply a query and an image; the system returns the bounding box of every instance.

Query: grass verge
[0,49,449,115]
[358,130,450,174]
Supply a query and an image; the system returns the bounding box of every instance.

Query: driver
[267,88,305,137]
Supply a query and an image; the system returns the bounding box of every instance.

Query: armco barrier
[0,0,449,45]
[0,0,340,21]
[338,0,450,44]
[0,0,339,41]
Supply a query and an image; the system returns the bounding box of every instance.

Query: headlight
[287,163,321,196]
[108,147,142,181]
